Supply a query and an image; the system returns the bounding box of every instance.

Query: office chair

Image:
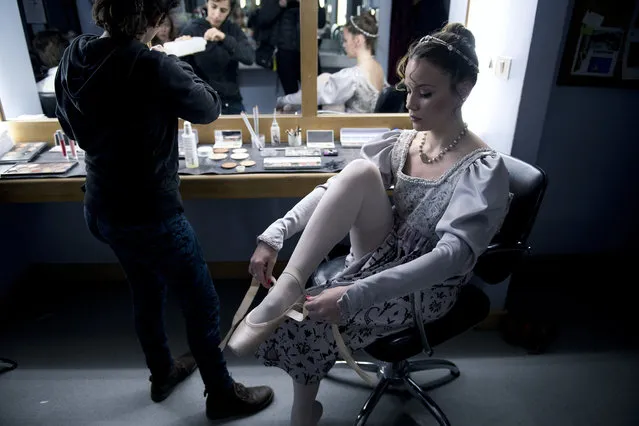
[373,86,408,113]
[39,92,57,118]
[0,358,18,375]
[312,154,547,425]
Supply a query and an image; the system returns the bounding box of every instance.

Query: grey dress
[276,66,387,113]
[256,130,511,385]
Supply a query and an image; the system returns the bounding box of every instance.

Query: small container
[252,133,265,149]
[183,121,199,169]
[197,145,213,159]
[270,109,280,146]
[235,165,246,172]
[288,133,302,147]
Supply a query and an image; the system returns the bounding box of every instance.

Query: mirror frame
[1,1,410,143]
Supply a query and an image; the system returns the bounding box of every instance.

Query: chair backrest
[374,86,407,113]
[473,154,547,284]
[39,92,57,118]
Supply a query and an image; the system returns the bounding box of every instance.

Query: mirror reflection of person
[179,0,255,114]
[276,11,386,114]
[257,0,326,95]
[33,30,70,94]
[54,0,273,419]
[152,15,177,45]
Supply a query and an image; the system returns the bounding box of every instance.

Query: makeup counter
[0,121,401,204]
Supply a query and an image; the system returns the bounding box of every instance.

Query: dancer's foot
[250,271,304,324]
[291,400,323,426]
[227,271,306,356]
[312,400,323,425]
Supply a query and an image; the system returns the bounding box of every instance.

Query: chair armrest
[474,242,530,284]
[411,293,433,357]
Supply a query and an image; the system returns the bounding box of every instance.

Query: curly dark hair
[396,22,479,95]
[93,0,181,40]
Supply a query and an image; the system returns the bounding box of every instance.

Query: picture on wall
[557,0,639,88]
[570,27,623,77]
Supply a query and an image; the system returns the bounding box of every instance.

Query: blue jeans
[84,207,233,390]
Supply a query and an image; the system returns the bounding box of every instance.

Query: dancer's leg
[250,159,393,323]
[291,380,322,426]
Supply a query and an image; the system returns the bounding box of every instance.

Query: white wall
[447,0,539,308]
[0,0,43,118]
[460,0,539,155]
[375,0,392,78]
[448,0,467,24]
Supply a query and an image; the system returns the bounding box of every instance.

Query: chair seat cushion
[364,284,490,363]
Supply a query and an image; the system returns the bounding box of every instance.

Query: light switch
[494,56,512,80]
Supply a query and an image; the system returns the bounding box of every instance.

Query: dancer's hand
[249,242,278,288]
[305,286,349,323]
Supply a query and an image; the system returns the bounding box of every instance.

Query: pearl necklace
[419,124,468,164]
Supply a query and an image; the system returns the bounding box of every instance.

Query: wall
[0,0,43,118]
[460,0,539,155]
[75,0,102,35]
[375,0,392,78]
[529,86,639,253]
[20,199,300,265]
[512,0,639,254]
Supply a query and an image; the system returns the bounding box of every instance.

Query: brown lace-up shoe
[150,352,197,402]
[205,381,274,420]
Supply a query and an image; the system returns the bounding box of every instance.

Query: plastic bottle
[183,121,199,169]
[270,109,281,146]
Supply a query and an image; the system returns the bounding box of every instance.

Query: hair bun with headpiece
[349,10,378,38]
[441,22,475,49]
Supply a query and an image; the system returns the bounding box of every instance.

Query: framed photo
[557,0,639,89]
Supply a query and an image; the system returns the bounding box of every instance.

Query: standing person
[54,0,273,420]
[257,0,326,95]
[180,0,254,114]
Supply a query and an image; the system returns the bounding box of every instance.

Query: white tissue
[163,37,207,57]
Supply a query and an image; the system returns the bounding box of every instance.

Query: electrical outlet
[494,56,512,80]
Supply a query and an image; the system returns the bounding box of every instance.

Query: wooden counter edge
[0,172,339,203]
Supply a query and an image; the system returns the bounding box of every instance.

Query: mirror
[6,0,304,119]
[276,0,449,115]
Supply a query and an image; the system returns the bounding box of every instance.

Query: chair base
[330,358,460,426]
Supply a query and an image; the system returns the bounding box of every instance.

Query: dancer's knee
[340,159,383,187]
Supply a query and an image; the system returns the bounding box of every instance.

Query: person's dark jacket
[256,0,326,52]
[55,35,221,223]
[180,18,254,103]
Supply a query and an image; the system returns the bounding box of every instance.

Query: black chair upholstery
[314,153,547,426]
[39,92,57,118]
[373,86,408,113]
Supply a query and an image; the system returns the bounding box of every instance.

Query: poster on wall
[557,0,639,88]
[571,27,623,77]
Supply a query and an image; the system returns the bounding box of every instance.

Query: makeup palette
[0,161,78,178]
[0,142,48,164]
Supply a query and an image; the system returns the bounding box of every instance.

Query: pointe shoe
[227,296,306,357]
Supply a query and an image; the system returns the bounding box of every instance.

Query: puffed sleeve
[338,153,511,317]
[276,67,359,108]
[360,130,401,189]
[257,130,402,251]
